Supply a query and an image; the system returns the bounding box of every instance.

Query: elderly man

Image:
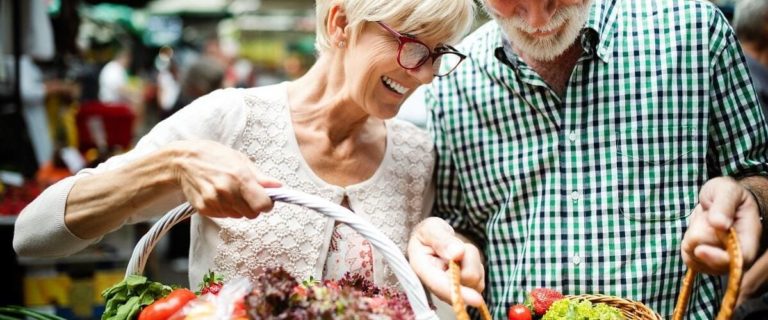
[407,0,768,319]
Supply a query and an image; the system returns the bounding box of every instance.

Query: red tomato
[138,288,197,320]
[232,297,247,320]
[508,304,532,320]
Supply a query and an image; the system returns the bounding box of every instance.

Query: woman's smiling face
[340,21,441,120]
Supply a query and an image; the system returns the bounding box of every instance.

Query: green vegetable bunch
[101,275,173,320]
[542,298,625,320]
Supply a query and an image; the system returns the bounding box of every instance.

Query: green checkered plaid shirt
[426,0,768,318]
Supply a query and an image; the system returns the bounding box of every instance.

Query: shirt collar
[583,0,619,62]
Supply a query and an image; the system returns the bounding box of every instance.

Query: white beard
[483,1,592,62]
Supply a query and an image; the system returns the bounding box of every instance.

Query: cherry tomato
[138,288,197,320]
[508,304,532,320]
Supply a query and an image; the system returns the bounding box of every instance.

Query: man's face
[482,0,592,61]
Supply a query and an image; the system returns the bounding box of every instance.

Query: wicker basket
[565,294,662,320]
[126,187,743,320]
[566,227,743,320]
[124,187,440,320]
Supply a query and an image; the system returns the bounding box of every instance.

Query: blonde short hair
[315,0,475,54]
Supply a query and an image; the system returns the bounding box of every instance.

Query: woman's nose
[407,64,436,85]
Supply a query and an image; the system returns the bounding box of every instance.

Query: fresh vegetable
[507,304,532,320]
[527,288,564,316]
[246,268,414,319]
[231,297,247,320]
[101,275,173,320]
[541,298,624,320]
[138,288,196,320]
[198,271,224,296]
[0,305,66,320]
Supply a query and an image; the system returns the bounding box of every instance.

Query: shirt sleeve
[705,8,768,178]
[13,88,250,257]
[426,85,487,250]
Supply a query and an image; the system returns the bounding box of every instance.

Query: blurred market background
[0,0,742,319]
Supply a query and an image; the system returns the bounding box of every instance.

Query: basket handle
[125,187,439,320]
[672,227,743,320]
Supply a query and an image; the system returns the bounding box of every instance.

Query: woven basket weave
[565,294,662,320]
[124,187,440,320]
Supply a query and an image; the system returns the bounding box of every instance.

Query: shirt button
[572,254,581,266]
[568,130,577,142]
[570,190,580,201]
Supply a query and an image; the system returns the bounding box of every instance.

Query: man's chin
[506,30,573,61]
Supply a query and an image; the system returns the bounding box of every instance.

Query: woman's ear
[326,4,349,47]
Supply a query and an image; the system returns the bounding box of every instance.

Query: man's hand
[738,250,768,305]
[407,217,485,307]
[681,177,762,275]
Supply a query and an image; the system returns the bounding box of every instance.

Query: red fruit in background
[508,304,532,320]
[200,282,222,295]
[199,271,224,295]
[528,288,564,316]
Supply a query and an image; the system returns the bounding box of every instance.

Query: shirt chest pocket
[616,125,700,221]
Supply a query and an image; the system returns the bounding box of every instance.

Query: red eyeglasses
[376,21,466,77]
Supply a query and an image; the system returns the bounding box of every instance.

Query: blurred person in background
[203,36,238,88]
[97,43,147,141]
[98,44,135,105]
[1,0,77,168]
[733,0,768,113]
[155,46,180,117]
[162,56,225,119]
[15,0,475,299]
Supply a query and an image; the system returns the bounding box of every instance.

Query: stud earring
[338,41,346,48]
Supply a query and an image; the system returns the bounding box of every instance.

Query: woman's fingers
[173,140,280,219]
[241,179,275,217]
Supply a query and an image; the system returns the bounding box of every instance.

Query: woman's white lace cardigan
[12,82,435,288]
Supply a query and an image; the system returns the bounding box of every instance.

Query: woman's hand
[407,217,485,307]
[170,140,282,219]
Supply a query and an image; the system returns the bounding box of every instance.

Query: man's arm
[681,6,768,278]
[740,176,768,250]
[737,176,768,305]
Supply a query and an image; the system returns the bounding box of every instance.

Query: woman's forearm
[65,147,180,239]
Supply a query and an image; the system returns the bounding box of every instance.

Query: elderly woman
[13,0,475,288]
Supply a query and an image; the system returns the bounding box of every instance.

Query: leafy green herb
[101,275,173,320]
[542,298,624,320]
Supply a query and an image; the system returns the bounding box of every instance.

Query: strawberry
[527,288,564,316]
[199,271,224,295]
